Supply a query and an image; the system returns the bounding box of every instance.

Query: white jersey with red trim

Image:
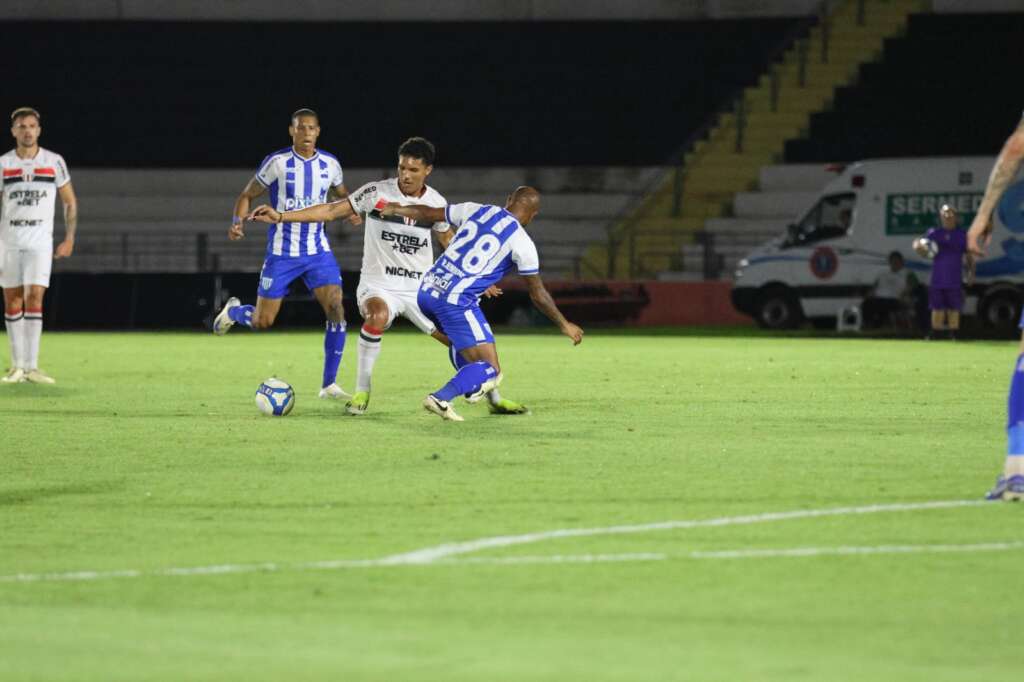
[0,147,70,249]
[347,178,450,293]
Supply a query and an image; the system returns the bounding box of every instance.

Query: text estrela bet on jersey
[255,148,343,257]
[0,148,70,249]
[348,178,449,292]
[422,203,539,307]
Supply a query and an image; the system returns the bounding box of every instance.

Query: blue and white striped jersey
[421,202,540,307]
[254,147,343,257]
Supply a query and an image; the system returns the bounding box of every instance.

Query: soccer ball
[916,237,939,259]
[255,378,295,416]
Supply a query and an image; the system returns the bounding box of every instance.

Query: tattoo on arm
[977,123,1024,222]
[525,276,567,327]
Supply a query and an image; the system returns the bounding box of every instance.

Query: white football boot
[212,297,241,335]
[423,394,464,421]
[318,383,352,400]
[24,369,55,384]
[1,368,26,384]
[465,372,503,404]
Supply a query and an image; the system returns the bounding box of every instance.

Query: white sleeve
[55,154,71,188]
[511,231,540,275]
[332,160,344,188]
[444,202,483,228]
[255,154,278,187]
[347,182,379,214]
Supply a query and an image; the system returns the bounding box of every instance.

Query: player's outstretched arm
[328,184,362,226]
[380,202,446,225]
[522,274,584,345]
[968,119,1024,256]
[247,198,354,225]
[54,181,78,259]
[231,178,266,240]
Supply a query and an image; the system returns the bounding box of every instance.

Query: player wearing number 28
[380,186,584,421]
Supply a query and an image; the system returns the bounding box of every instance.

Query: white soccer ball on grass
[255,378,295,416]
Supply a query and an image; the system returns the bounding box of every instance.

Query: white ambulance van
[731,158,1024,330]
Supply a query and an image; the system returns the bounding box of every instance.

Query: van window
[783,192,856,248]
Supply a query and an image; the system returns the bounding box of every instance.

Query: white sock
[487,388,502,406]
[356,325,383,393]
[23,309,42,370]
[4,311,24,369]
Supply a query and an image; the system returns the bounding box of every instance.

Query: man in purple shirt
[916,204,966,339]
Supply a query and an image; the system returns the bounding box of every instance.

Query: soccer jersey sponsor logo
[5,189,48,207]
[381,230,428,255]
[10,219,42,227]
[283,196,319,210]
[384,265,423,279]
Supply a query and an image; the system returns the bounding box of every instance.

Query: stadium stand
[2,20,797,168]
[54,168,660,278]
[586,0,922,280]
[784,12,1024,162]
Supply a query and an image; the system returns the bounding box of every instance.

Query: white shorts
[0,247,52,288]
[356,282,435,334]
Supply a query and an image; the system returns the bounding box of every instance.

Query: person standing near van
[914,203,966,339]
[966,114,1024,501]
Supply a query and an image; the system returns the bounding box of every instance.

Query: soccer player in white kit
[1,107,78,384]
[249,137,526,415]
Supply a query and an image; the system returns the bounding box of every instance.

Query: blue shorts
[257,251,342,299]
[418,289,495,351]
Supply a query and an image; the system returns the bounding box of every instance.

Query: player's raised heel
[345,391,370,415]
[1,368,26,384]
[212,297,241,335]
[985,474,1024,501]
[423,394,463,421]
[318,383,352,401]
[465,372,503,404]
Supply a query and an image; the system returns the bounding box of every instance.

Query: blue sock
[228,304,254,327]
[1007,354,1024,457]
[322,320,347,388]
[434,361,496,402]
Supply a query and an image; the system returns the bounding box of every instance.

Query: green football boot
[345,391,370,416]
[488,398,530,415]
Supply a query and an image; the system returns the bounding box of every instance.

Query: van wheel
[755,288,802,329]
[979,290,1022,332]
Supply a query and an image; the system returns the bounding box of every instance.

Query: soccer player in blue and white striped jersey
[380,186,584,421]
[213,109,353,400]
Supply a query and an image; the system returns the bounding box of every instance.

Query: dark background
[4,19,796,167]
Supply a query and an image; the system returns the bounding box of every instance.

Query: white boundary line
[0,499,994,584]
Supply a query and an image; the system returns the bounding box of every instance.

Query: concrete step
[758,164,836,192]
[68,166,663,198]
[733,191,817,219]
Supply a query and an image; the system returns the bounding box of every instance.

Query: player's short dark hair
[290,108,318,125]
[11,107,40,124]
[398,137,435,166]
[889,251,904,262]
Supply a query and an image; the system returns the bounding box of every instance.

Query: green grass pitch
[1,328,1021,681]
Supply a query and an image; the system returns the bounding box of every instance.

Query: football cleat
[24,369,55,384]
[212,297,241,335]
[488,398,530,415]
[345,391,370,415]
[318,383,352,401]
[984,474,1024,502]
[423,394,463,421]
[1,368,26,384]
[465,372,503,404]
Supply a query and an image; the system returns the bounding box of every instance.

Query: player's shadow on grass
[0,480,124,507]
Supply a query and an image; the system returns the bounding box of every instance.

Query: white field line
[374,499,986,565]
[0,499,992,584]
